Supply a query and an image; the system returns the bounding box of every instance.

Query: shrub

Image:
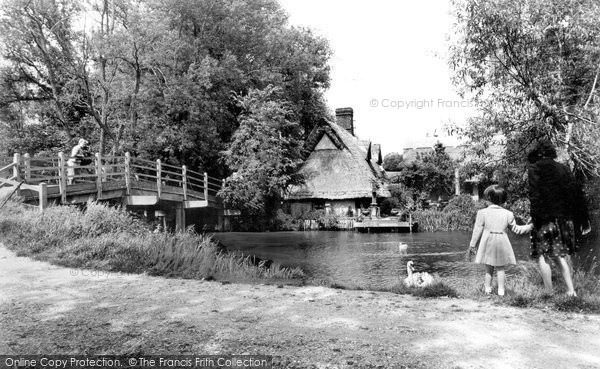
[271,209,300,231]
[0,200,305,282]
[380,197,400,216]
[411,195,487,232]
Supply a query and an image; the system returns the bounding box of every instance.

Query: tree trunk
[99,128,106,157]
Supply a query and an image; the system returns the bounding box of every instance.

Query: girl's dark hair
[484,184,507,205]
[527,139,557,163]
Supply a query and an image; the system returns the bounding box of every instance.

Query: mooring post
[58,152,67,203]
[156,159,162,197]
[38,182,47,212]
[124,152,131,195]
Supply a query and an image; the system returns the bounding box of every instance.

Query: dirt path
[1,246,600,369]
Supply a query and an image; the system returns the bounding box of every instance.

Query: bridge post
[12,153,21,197]
[95,153,103,199]
[203,172,209,201]
[12,153,21,182]
[58,152,67,203]
[156,159,162,197]
[38,182,47,212]
[182,165,188,200]
[175,203,186,232]
[124,152,131,195]
[23,153,31,182]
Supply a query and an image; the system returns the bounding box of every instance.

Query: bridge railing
[1,152,223,208]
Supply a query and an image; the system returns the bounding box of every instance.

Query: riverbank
[0,201,304,283]
[1,246,600,368]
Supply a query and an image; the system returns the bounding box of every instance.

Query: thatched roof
[286,119,391,200]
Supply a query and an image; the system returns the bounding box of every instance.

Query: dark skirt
[530,218,577,258]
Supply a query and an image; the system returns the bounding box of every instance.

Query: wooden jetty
[353,216,418,233]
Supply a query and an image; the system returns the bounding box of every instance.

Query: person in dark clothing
[528,139,590,297]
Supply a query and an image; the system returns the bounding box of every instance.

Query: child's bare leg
[557,256,576,297]
[538,255,553,291]
[496,266,506,296]
[484,264,494,293]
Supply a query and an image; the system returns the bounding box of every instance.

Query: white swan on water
[398,242,408,254]
[404,260,434,287]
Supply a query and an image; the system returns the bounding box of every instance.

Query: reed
[0,200,304,282]
[412,209,474,232]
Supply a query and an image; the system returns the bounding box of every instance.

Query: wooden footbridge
[0,152,229,231]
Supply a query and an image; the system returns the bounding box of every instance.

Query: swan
[398,242,408,254]
[404,260,434,287]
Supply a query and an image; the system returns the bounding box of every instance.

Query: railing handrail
[2,152,223,205]
[0,162,15,175]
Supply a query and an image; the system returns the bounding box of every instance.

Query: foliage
[408,195,487,232]
[450,0,600,177]
[219,86,304,226]
[380,197,401,217]
[271,209,301,231]
[389,142,457,209]
[0,201,304,281]
[443,194,476,214]
[382,152,403,171]
[413,209,472,232]
[0,0,331,178]
[387,182,427,211]
[507,198,531,224]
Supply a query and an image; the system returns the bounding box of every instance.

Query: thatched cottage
[285,108,391,217]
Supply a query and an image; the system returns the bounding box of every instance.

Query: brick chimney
[335,107,354,136]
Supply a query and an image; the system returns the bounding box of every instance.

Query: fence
[0,152,223,211]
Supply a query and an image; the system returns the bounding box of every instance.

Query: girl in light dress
[468,185,533,296]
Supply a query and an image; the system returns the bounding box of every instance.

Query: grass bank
[312,259,600,314]
[0,200,304,283]
[1,198,598,314]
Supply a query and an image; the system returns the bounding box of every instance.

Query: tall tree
[0,0,82,141]
[219,85,303,226]
[450,0,600,176]
[0,0,331,188]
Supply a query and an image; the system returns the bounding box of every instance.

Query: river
[213,231,598,288]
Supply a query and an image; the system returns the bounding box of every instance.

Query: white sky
[278,0,474,156]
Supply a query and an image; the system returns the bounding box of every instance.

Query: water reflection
[213,231,598,288]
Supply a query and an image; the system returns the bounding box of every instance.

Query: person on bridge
[67,139,91,184]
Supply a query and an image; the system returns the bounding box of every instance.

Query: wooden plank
[158,192,184,202]
[97,189,126,200]
[67,183,97,193]
[184,200,208,208]
[161,185,184,196]
[102,180,126,191]
[125,195,158,206]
